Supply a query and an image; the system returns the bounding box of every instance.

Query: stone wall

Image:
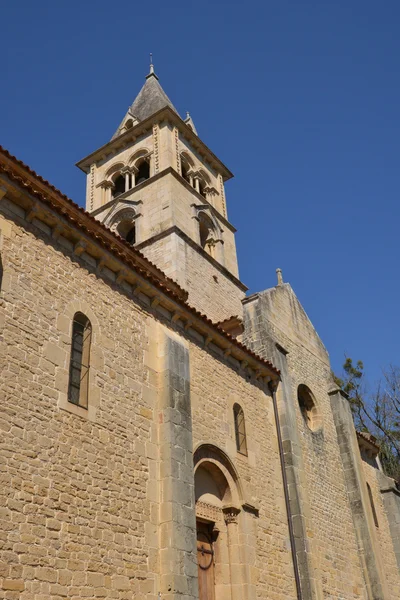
[242,284,396,599]
[0,209,157,599]
[0,202,294,599]
[190,346,297,600]
[362,463,400,598]
[140,229,245,323]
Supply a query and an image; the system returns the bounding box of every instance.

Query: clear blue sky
[2,0,400,382]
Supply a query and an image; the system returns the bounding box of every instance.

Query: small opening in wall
[115,218,137,245]
[198,179,206,198]
[181,161,191,184]
[112,175,125,198]
[126,225,136,245]
[297,384,322,432]
[136,160,150,184]
[233,403,248,455]
[367,482,379,528]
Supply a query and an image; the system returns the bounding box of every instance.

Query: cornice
[76,106,234,181]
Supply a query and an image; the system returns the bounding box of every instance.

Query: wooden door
[197,522,215,600]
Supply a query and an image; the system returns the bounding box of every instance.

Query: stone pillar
[194,177,200,194]
[157,327,198,600]
[125,172,130,191]
[274,348,323,600]
[329,388,390,600]
[223,508,242,600]
[213,239,225,267]
[378,472,400,570]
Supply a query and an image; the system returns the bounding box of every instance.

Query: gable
[254,283,329,364]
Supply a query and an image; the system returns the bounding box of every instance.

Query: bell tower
[77,62,247,323]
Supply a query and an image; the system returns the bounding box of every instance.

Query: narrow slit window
[234,403,247,455]
[367,482,379,528]
[68,312,92,409]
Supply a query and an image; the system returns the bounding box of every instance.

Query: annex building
[1,64,400,600]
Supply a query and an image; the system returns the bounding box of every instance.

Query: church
[1,63,399,600]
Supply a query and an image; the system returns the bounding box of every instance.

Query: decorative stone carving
[89,164,95,212]
[174,127,180,174]
[218,173,227,217]
[223,506,240,525]
[152,124,160,173]
[196,501,223,524]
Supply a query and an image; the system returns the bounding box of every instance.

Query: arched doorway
[194,446,243,600]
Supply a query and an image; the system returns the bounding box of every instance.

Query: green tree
[334,358,400,482]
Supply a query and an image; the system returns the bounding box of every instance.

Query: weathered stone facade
[1,66,400,600]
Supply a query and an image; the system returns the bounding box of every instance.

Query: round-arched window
[112,174,125,198]
[136,159,150,184]
[297,385,322,431]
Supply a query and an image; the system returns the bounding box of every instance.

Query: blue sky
[2,0,400,382]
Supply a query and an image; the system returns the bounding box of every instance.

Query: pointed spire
[184,111,198,135]
[112,59,179,139]
[147,53,158,80]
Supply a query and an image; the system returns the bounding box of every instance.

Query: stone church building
[1,65,399,600]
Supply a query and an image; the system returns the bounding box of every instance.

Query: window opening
[199,219,210,249]
[367,483,379,527]
[233,403,248,455]
[198,214,216,258]
[112,175,125,198]
[181,160,191,184]
[297,385,321,431]
[198,179,206,198]
[68,312,92,409]
[126,224,136,245]
[136,160,150,184]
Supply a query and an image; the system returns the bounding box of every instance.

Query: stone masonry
[1,64,400,600]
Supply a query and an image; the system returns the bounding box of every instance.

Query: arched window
[125,224,136,245]
[233,403,247,455]
[198,213,216,258]
[112,174,125,198]
[367,482,379,527]
[116,217,137,245]
[181,159,191,184]
[198,178,206,198]
[297,385,321,431]
[68,312,92,409]
[136,159,150,184]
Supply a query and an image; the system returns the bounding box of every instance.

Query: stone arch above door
[194,444,245,600]
[194,443,243,511]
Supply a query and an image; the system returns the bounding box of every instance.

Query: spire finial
[276,268,283,286]
[149,53,154,75]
